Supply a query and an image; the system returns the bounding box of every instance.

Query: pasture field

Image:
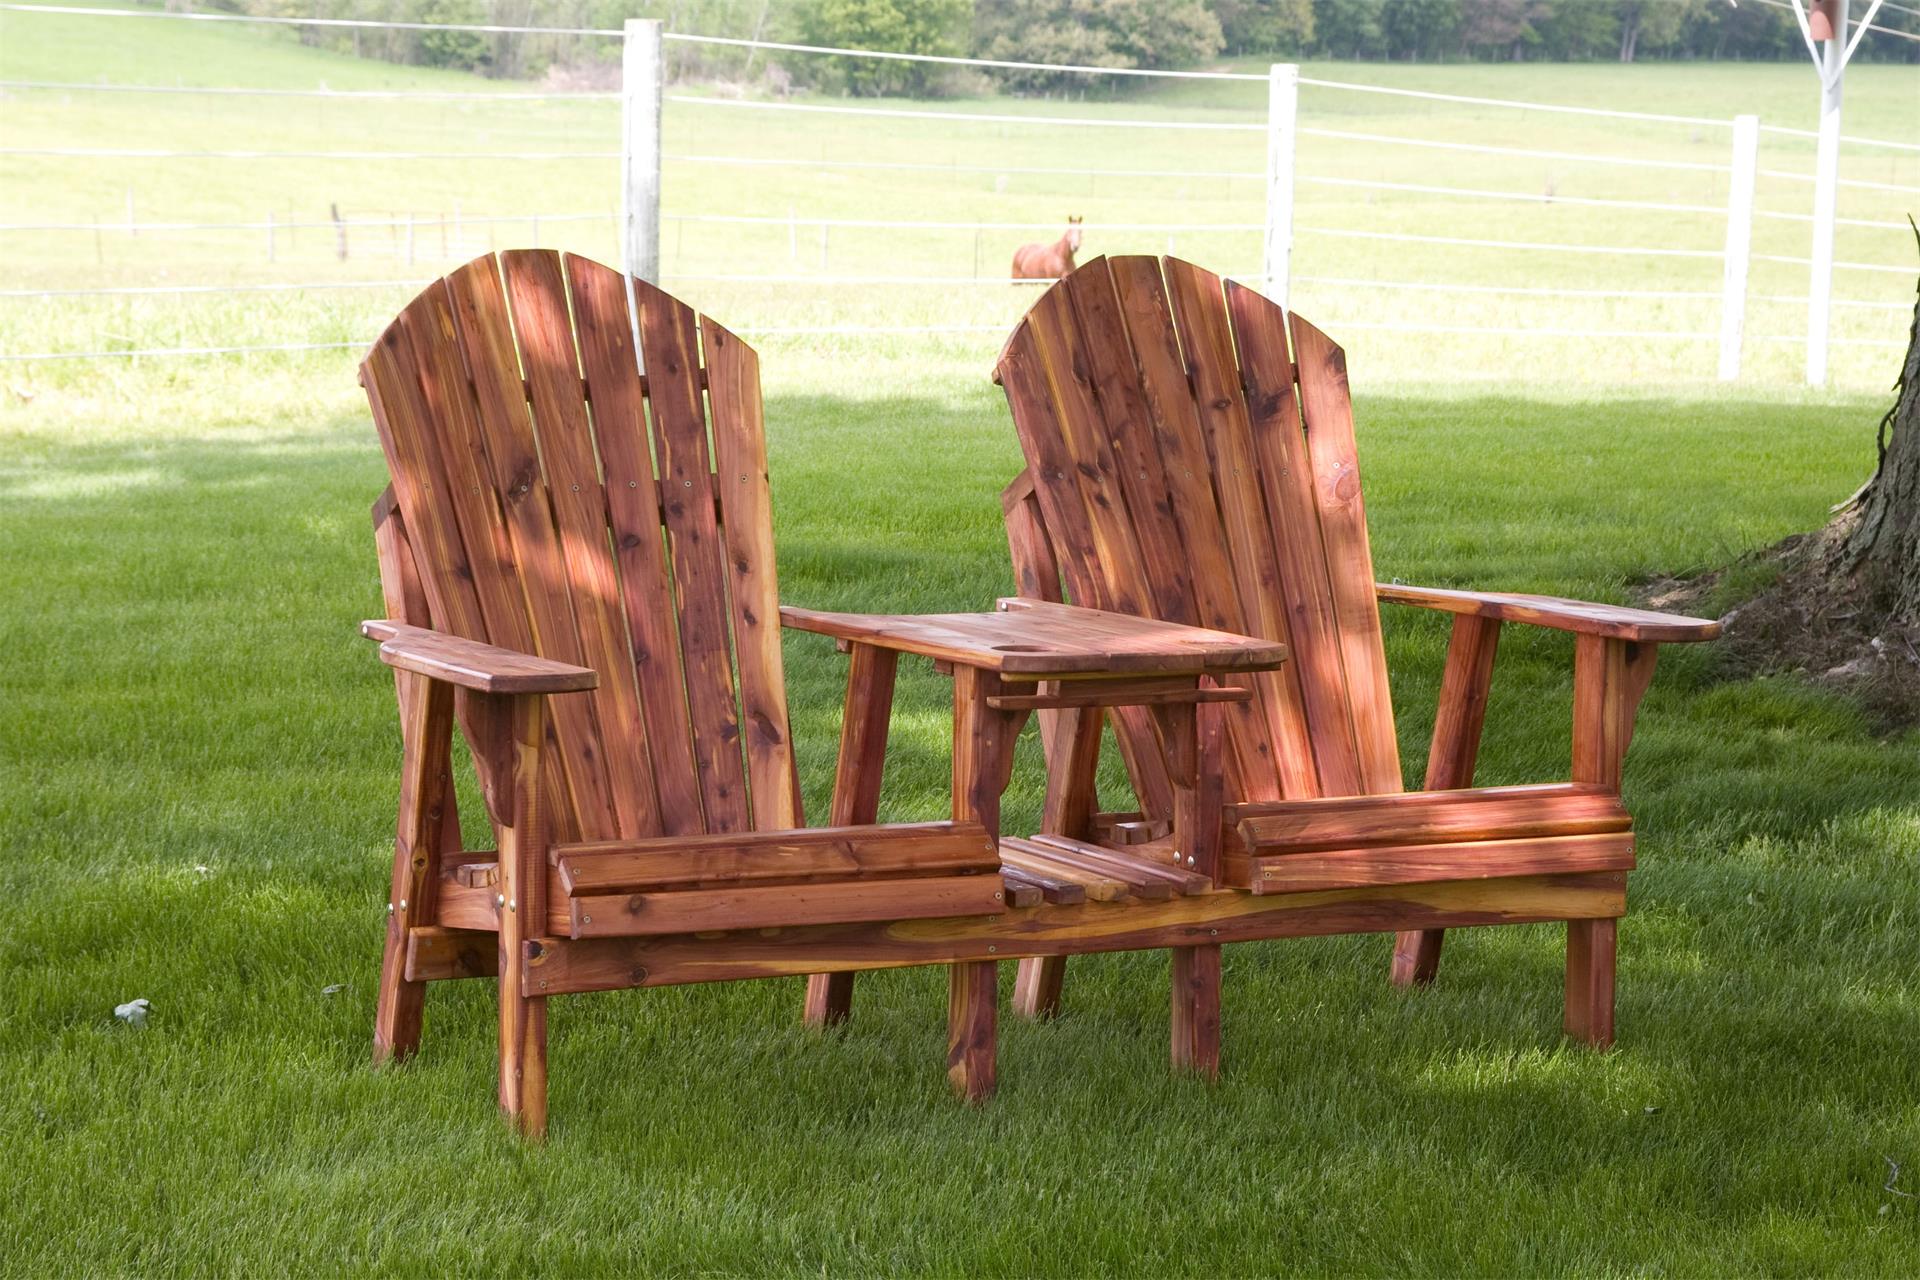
[2,8,1920,1277]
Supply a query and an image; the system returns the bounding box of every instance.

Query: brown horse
[1011,216,1083,282]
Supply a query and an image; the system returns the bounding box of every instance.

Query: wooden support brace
[489,691,550,1140]
[1015,701,1102,1021]
[805,642,898,1028]
[374,673,456,1065]
[1393,615,1500,988]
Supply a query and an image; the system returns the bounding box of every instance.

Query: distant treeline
[214,0,1920,84]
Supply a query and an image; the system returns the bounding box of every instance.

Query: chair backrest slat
[363,252,796,845]
[704,316,803,829]
[565,255,707,838]
[996,255,1402,809]
[1289,311,1401,793]
[633,279,752,835]
[499,250,664,840]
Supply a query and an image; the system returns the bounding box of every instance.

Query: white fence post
[1718,114,1759,382]
[622,17,663,284]
[1263,62,1299,309]
[1806,0,1848,387]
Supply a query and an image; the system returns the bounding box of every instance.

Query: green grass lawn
[4,8,1920,1276]
[4,356,1920,1274]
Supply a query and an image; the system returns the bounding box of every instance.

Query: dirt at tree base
[1639,513,1920,732]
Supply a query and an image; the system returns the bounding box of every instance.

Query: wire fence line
[3,5,1914,373]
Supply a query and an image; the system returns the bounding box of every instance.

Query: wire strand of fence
[0,279,437,298]
[663,95,1266,132]
[1297,125,1734,172]
[659,30,1267,80]
[0,78,618,100]
[1745,0,1920,43]
[1294,76,1729,127]
[1296,224,1725,259]
[1758,122,1920,152]
[662,212,1266,231]
[0,3,620,35]
[0,213,609,233]
[665,152,1264,181]
[1753,252,1916,274]
[1759,168,1920,194]
[0,146,619,160]
[1297,174,1727,216]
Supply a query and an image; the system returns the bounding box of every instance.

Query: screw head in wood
[386,903,394,916]
[987,945,997,953]
[398,898,407,911]
[496,894,506,909]
[509,899,517,912]
[582,915,592,924]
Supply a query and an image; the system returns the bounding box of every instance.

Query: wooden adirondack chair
[359,252,1017,1135]
[994,255,1720,1050]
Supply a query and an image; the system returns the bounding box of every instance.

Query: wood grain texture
[490,691,549,1139]
[1289,312,1402,795]
[554,821,997,896]
[520,872,1629,994]
[362,621,598,694]
[781,600,1286,678]
[1572,635,1660,792]
[1391,613,1500,985]
[805,641,899,1027]
[1171,943,1221,1079]
[948,960,998,1102]
[570,874,1007,938]
[373,673,455,1064]
[1565,916,1617,1047]
[404,926,499,983]
[563,253,706,839]
[705,313,802,829]
[635,277,752,833]
[1249,831,1635,894]
[1235,783,1629,854]
[1379,583,1721,644]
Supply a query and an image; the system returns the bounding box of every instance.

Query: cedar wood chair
[993,255,1720,1055]
[359,252,1019,1136]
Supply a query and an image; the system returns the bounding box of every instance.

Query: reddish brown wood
[563,254,705,839]
[1250,831,1635,894]
[1171,943,1222,1079]
[570,874,1006,938]
[1236,783,1628,854]
[805,642,899,1027]
[1565,916,1617,1047]
[635,278,751,834]
[1573,635,1660,792]
[522,872,1630,995]
[1014,697,1103,1019]
[373,673,456,1064]
[948,960,998,1102]
[362,621,598,694]
[704,314,803,829]
[555,822,996,896]
[490,691,549,1138]
[781,600,1286,679]
[1380,583,1721,644]
[1392,614,1501,985]
[1289,312,1402,795]
[404,926,498,983]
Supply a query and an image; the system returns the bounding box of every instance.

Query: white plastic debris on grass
[114,998,151,1027]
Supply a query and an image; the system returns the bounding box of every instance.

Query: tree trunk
[1830,252,1920,624]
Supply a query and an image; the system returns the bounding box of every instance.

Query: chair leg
[947,960,998,1102]
[1391,929,1445,987]
[374,674,456,1065]
[1171,945,1222,1079]
[1012,956,1065,1020]
[499,974,549,1139]
[804,972,855,1027]
[1565,918,1617,1048]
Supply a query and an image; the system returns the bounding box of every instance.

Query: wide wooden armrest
[360,620,599,694]
[1375,583,1720,643]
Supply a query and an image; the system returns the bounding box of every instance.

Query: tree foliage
[972,0,1224,91]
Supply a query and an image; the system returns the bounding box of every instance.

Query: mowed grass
[5,347,1920,1273]
[1,6,1917,385]
[4,8,1920,1277]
